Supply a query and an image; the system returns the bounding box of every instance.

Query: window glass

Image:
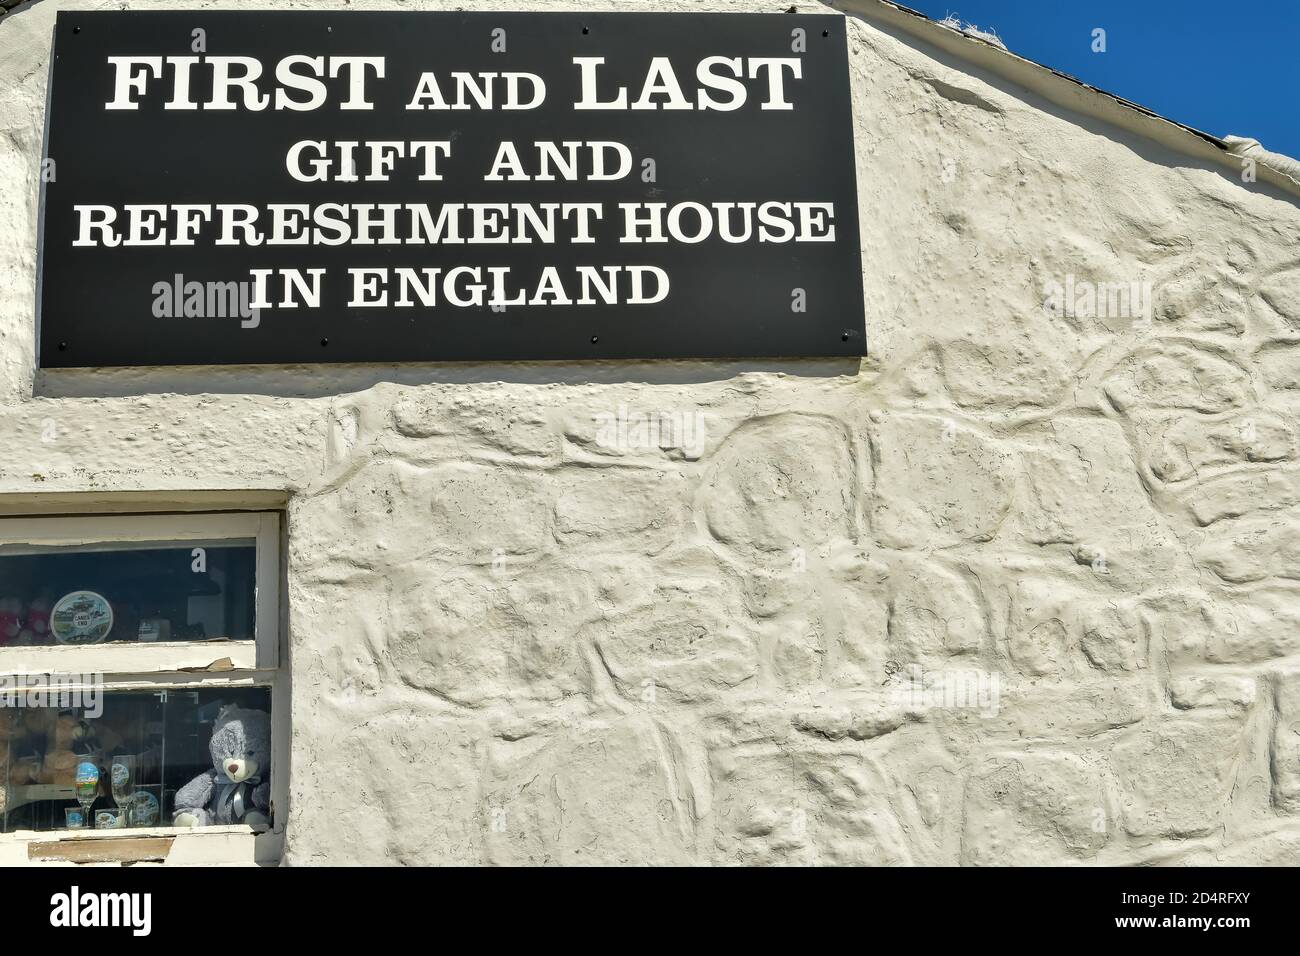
[0,539,256,646]
[0,686,271,833]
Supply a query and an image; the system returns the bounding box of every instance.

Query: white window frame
[0,511,286,865]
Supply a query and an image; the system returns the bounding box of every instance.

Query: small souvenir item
[50,591,114,645]
[111,754,137,821]
[137,618,171,642]
[74,760,99,823]
[73,761,98,801]
[110,755,135,801]
[95,808,124,829]
[129,791,160,827]
[64,807,86,829]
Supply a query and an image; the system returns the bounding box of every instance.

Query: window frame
[0,511,279,673]
[0,510,286,864]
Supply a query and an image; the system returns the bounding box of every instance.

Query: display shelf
[3,783,74,814]
[4,784,166,823]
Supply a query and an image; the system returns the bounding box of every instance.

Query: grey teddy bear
[173,705,272,827]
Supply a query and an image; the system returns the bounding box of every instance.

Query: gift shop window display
[0,539,256,647]
[0,511,285,860]
[0,687,272,833]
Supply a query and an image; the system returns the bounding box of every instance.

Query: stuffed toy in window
[173,705,271,827]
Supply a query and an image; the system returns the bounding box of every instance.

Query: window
[1,539,256,646]
[0,512,283,864]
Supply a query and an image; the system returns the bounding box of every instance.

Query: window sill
[0,824,281,865]
[0,639,259,675]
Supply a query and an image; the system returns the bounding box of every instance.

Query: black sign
[38,11,864,368]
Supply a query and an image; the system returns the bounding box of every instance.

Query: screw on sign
[40,13,864,365]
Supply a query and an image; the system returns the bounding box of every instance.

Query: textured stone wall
[2,0,1300,865]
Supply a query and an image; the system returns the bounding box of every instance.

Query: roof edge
[828,0,1300,201]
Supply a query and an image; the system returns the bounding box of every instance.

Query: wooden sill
[4,824,274,866]
[30,835,175,863]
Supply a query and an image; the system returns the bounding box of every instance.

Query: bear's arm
[174,769,218,810]
[252,779,271,812]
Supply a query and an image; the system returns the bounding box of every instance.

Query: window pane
[1,686,271,833]
[0,539,256,646]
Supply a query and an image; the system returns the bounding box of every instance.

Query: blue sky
[904,0,1300,158]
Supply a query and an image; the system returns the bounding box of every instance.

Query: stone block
[1103,342,1253,414]
[962,753,1108,865]
[1111,717,1244,837]
[703,413,857,555]
[870,413,1013,548]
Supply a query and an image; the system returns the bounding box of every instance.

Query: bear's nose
[229,763,239,774]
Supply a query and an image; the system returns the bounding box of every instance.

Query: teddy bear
[0,738,40,786]
[36,711,94,785]
[0,712,43,787]
[173,705,271,827]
